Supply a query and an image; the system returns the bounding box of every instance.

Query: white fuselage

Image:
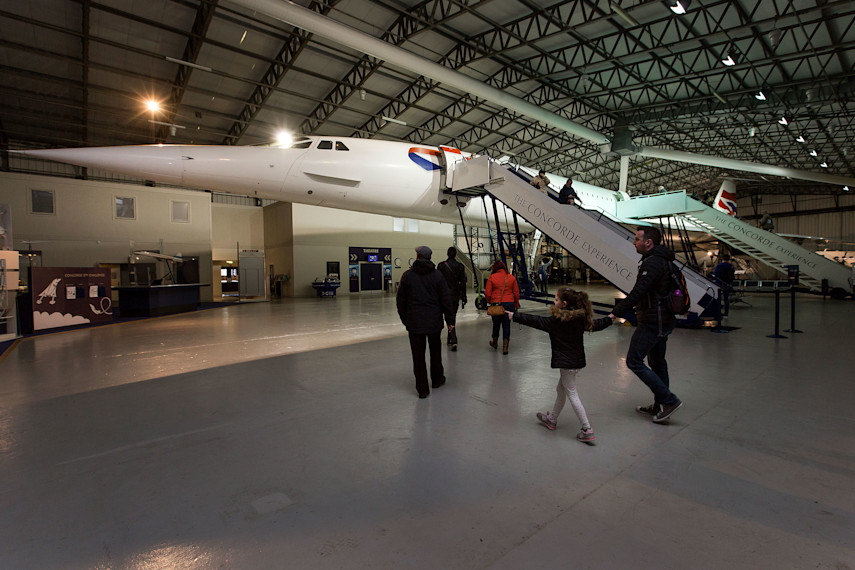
[21,136,730,231]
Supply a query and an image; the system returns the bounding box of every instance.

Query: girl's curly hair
[554,286,593,330]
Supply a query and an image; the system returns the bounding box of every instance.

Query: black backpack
[662,262,691,315]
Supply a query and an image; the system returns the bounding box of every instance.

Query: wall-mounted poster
[30,267,112,331]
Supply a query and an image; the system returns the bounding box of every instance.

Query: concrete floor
[1,285,853,569]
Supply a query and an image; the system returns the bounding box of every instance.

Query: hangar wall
[0,172,215,301]
[289,203,454,298]
[735,192,855,245]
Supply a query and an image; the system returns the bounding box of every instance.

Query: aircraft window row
[317,140,350,151]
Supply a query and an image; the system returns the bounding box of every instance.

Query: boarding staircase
[450,155,718,316]
[616,192,852,293]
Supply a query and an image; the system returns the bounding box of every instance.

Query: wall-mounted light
[669,0,690,14]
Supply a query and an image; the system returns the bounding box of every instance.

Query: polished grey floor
[1,285,853,569]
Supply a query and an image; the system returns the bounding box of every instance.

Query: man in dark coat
[609,226,682,424]
[558,179,580,206]
[712,253,736,316]
[437,246,467,351]
[397,246,456,398]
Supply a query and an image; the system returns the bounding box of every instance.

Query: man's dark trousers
[409,332,444,396]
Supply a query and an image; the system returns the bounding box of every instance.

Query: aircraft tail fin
[712,179,737,216]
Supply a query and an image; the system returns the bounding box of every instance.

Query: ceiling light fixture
[669,1,690,15]
[165,56,212,73]
[148,120,185,129]
[381,116,407,126]
[778,116,788,125]
[844,186,850,192]
[810,150,818,157]
[769,28,783,49]
[820,162,828,168]
[755,91,766,101]
[609,3,640,26]
[796,135,805,143]
[721,49,739,66]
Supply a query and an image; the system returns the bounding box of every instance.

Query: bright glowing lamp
[276,131,293,147]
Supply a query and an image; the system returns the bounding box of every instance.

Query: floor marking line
[57,422,233,466]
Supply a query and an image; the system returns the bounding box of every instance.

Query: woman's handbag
[486,274,509,316]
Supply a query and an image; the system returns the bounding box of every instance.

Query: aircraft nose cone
[17,145,186,183]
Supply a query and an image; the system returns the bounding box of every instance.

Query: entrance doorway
[360,262,382,291]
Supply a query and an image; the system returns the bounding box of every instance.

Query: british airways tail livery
[712,180,738,216]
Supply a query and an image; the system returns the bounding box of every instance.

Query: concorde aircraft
[16,135,735,234]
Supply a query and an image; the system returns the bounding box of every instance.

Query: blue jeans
[491,302,516,339]
[626,321,679,406]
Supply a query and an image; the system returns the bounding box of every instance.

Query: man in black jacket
[558,179,579,206]
[397,246,456,398]
[437,247,467,351]
[609,226,683,423]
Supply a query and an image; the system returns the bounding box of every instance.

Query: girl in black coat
[508,287,612,443]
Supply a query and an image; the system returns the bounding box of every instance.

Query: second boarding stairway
[451,155,719,318]
[616,192,852,294]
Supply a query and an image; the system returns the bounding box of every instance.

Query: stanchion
[710,286,729,334]
[784,286,803,333]
[767,288,787,339]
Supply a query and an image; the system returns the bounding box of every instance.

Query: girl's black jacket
[513,307,612,369]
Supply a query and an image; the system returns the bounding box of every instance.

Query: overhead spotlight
[755,91,766,101]
[795,135,805,143]
[669,0,690,14]
[721,49,739,66]
[778,116,788,126]
[820,162,828,168]
[809,149,818,157]
[844,186,850,192]
[275,131,293,147]
[748,127,756,137]
[360,89,366,101]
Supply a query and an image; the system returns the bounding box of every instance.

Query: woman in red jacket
[484,260,520,354]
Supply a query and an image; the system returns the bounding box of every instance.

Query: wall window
[171,200,190,223]
[114,196,136,220]
[30,189,55,214]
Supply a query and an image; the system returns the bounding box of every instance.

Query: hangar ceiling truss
[0,0,853,197]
